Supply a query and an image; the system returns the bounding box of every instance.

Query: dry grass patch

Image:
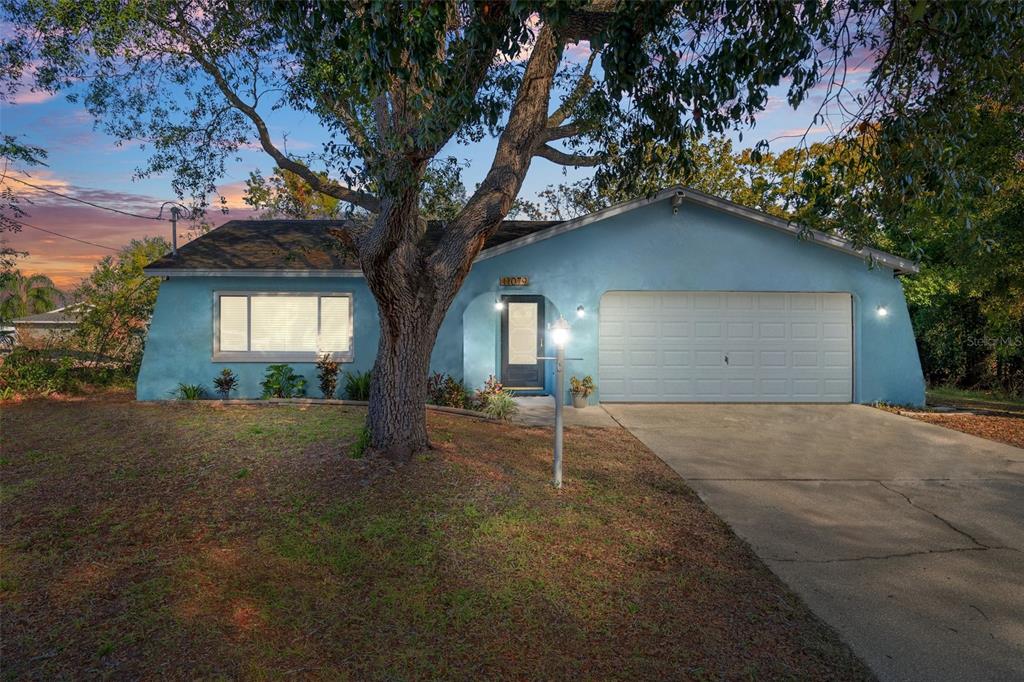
[900,411,1024,449]
[1,395,870,679]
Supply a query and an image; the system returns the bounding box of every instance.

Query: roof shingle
[145,219,562,272]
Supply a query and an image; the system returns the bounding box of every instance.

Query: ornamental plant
[569,375,595,398]
[260,364,306,399]
[213,368,238,399]
[316,354,340,398]
[427,371,470,409]
[343,370,372,401]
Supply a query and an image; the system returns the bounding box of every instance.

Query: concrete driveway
[603,403,1024,682]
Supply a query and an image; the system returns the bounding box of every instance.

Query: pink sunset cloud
[3,171,258,289]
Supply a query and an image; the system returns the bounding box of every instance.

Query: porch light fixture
[551,316,571,348]
[494,299,504,311]
[576,305,585,319]
[876,305,889,318]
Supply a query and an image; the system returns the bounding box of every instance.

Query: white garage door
[599,292,853,402]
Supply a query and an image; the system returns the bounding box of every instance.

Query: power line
[10,218,120,252]
[5,175,167,221]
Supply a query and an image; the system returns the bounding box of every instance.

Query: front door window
[501,295,544,389]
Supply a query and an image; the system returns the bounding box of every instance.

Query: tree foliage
[0,270,61,323]
[73,237,170,369]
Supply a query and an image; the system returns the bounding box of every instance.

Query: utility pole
[170,206,180,255]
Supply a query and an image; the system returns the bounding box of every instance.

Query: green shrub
[482,391,518,420]
[0,348,132,396]
[349,422,371,459]
[426,371,470,408]
[261,364,306,398]
[316,354,340,398]
[175,383,206,400]
[343,369,372,401]
[213,368,238,399]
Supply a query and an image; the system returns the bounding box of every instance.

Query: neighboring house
[12,305,84,349]
[137,186,925,405]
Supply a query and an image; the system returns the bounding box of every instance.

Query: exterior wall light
[576,305,585,319]
[877,305,889,318]
[494,299,504,311]
[551,316,571,348]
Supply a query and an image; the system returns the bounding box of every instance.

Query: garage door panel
[757,294,787,311]
[695,350,722,367]
[599,292,852,402]
[758,323,786,339]
[694,294,722,310]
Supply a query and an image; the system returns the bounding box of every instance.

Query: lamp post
[549,316,571,488]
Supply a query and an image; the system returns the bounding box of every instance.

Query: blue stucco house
[138,186,925,405]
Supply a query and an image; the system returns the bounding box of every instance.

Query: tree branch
[533,144,604,166]
[431,25,565,279]
[183,41,380,212]
[548,48,599,127]
[540,123,582,142]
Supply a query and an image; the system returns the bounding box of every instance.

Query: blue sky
[1,44,863,288]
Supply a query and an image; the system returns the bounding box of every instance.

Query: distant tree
[73,237,170,369]
[0,270,61,322]
[5,0,1021,459]
[0,136,47,274]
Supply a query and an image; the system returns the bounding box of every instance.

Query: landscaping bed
[898,410,1024,449]
[2,395,870,679]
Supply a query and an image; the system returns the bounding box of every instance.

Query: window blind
[251,296,318,351]
[319,296,351,352]
[219,296,248,351]
[216,293,353,358]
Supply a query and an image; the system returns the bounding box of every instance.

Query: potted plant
[569,375,594,408]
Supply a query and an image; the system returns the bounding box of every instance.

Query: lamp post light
[550,316,571,488]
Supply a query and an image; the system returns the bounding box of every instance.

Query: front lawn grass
[927,385,1024,412]
[1,395,870,679]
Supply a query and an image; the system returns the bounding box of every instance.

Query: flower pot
[571,394,588,409]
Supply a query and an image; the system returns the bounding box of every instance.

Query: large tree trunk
[366,294,445,461]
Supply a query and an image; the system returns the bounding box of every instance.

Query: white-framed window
[213,292,353,362]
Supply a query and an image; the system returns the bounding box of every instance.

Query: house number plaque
[499,276,529,287]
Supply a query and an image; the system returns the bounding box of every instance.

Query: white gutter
[676,187,920,275]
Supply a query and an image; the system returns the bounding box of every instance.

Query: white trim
[11,303,90,325]
[11,321,78,326]
[212,290,355,363]
[675,187,920,274]
[144,268,364,278]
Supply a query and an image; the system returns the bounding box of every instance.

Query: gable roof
[12,304,86,325]
[144,187,919,277]
[475,186,919,274]
[144,219,562,276]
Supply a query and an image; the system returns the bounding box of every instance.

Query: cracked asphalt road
[603,403,1024,682]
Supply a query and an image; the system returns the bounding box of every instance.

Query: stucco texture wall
[138,196,924,405]
[136,277,379,400]
[448,198,924,406]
